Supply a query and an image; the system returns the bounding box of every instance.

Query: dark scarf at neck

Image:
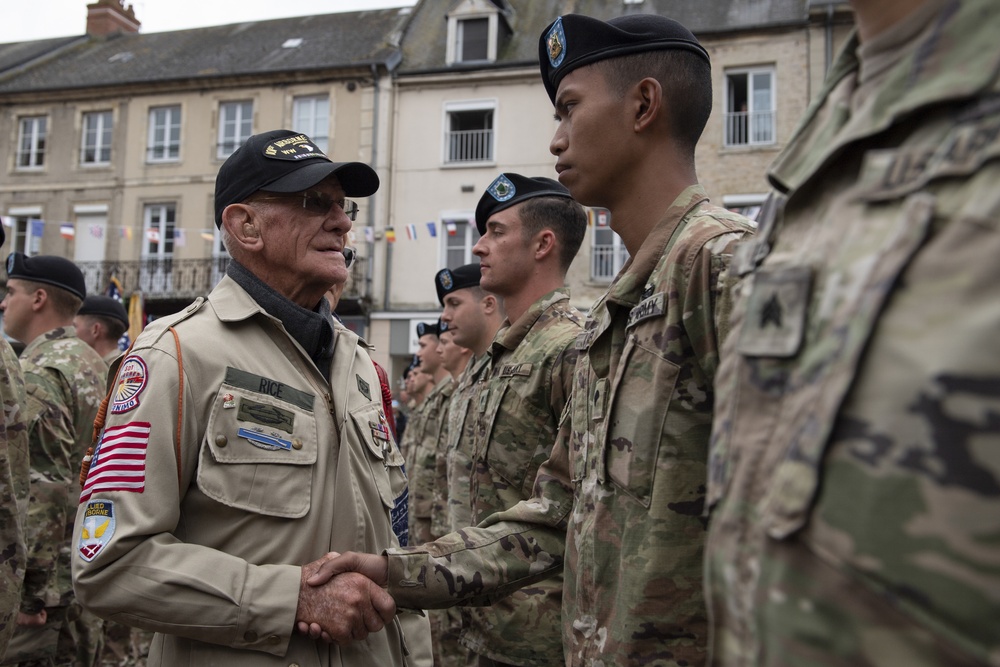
[227,260,335,382]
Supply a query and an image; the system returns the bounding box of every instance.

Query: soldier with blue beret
[1,254,107,665]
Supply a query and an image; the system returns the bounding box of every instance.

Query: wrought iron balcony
[2,255,370,306]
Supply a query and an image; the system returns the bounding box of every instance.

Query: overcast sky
[0,0,416,43]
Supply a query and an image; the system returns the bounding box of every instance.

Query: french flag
[80,422,151,502]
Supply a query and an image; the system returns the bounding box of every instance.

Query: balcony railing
[445,128,494,163]
[724,110,776,146]
[2,256,370,304]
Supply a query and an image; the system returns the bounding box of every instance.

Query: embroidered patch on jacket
[110,356,148,414]
[238,398,295,433]
[627,292,666,328]
[78,500,116,562]
[357,375,371,400]
[80,422,151,502]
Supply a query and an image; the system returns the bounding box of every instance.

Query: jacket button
[268,635,280,644]
[243,630,257,642]
[215,435,228,447]
[292,438,303,450]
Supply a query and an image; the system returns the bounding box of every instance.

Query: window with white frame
[5,209,43,255]
[292,95,330,152]
[81,110,113,165]
[218,100,253,159]
[723,194,766,224]
[724,67,776,147]
[444,101,495,165]
[147,105,181,162]
[589,209,629,282]
[456,17,489,62]
[17,116,47,169]
[140,203,176,293]
[441,217,480,268]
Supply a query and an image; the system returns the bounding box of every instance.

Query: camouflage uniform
[408,377,453,547]
[706,2,1000,665]
[461,287,583,666]
[5,327,106,666]
[1,338,29,657]
[385,185,753,667]
[445,355,490,534]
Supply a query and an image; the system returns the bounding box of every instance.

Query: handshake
[294,551,395,644]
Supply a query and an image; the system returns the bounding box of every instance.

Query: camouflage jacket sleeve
[387,412,573,609]
[21,369,76,610]
[0,343,28,651]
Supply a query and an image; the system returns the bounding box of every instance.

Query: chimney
[86,0,141,36]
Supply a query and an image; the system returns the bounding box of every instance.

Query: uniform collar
[768,0,1000,194]
[492,286,572,355]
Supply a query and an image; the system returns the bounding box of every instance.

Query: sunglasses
[253,191,359,221]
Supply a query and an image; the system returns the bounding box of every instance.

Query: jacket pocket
[604,333,680,506]
[198,386,318,518]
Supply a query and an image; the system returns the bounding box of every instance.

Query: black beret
[416,320,441,338]
[475,173,573,234]
[78,295,129,328]
[435,264,481,306]
[5,253,86,300]
[0,217,5,247]
[539,14,710,103]
[214,129,379,227]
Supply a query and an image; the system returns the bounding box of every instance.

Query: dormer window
[445,1,511,66]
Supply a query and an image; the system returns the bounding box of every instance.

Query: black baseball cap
[435,264,481,306]
[539,14,710,103]
[5,253,86,300]
[475,173,573,234]
[214,129,379,227]
[78,295,129,328]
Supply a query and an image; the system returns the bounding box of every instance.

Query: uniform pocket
[198,386,318,518]
[349,403,407,510]
[604,333,680,506]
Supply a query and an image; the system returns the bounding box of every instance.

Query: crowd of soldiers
[1,2,998,666]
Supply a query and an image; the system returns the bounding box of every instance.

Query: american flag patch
[80,422,151,502]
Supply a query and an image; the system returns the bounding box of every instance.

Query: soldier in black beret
[0,252,107,663]
[303,13,756,667]
[74,295,129,364]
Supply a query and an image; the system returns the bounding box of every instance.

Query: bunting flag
[89,224,104,239]
[31,219,44,237]
[145,229,160,243]
[385,227,396,243]
[364,227,374,243]
[405,223,417,241]
[60,223,75,239]
[426,221,437,238]
[445,220,458,236]
[200,232,215,242]
[595,209,610,227]
[120,228,133,240]
[174,229,186,247]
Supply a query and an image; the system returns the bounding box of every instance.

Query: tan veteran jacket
[72,276,428,666]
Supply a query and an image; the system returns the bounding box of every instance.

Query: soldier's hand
[306,551,390,588]
[295,563,395,644]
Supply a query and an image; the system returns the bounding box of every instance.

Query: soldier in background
[431,265,503,667]
[407,320,452,548]
[0,224,29,660]
[73,296,128,366]
[306,14,754,667]
[0,254,107,667]
[705,0,1000,664]
[461,173,587,667]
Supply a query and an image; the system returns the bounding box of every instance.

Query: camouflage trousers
[1,602,103,667]
[96,623,150,667]
[432,607,467,667]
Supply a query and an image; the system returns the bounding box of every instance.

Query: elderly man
[1,254,107,666]
[71,129,430,666]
